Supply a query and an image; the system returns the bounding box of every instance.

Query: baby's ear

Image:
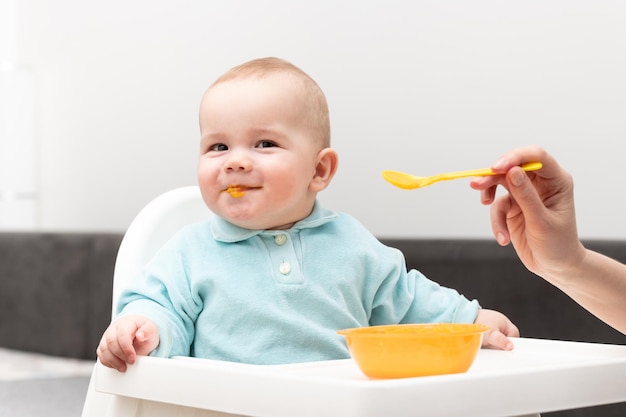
[310,148,338,192]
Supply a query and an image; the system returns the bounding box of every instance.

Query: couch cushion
[0,233,122,359]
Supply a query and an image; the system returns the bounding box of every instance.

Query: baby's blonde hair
[209,57,331,148]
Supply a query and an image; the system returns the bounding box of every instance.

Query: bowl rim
[337,322,490,337]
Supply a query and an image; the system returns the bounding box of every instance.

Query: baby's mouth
[223,185,260,198]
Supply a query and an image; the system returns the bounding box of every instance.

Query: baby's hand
[96,315,159,372]
[474,309,519,351]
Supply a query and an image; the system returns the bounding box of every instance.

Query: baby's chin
[214,208,281,230]
[218,211,297,231]
[210,199,313,231]
[230,218,295,231]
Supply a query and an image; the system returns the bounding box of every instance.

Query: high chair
[81,185,214,417]
[108,186,210,316]
[81,186,626,417]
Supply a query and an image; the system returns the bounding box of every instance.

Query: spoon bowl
[382,161,542,190]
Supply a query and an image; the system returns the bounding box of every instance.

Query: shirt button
[274,234,287,246]
[279,261,291,275]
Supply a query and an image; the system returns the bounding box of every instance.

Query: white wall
[10,0,626,238]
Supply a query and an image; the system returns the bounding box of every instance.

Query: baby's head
[198,57,338,230]
[206,57,331,149]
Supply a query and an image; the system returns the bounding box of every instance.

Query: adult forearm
[554,249,626,334]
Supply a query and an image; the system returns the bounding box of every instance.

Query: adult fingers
[490,195,513,245]
[504,167,548,227]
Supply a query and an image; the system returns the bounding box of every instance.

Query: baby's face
[198,74,322,230]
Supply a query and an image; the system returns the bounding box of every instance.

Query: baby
[97,57,519,372]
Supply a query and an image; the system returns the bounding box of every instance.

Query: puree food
[226,186,246,198]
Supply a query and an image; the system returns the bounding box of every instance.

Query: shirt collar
[210,201,338,243]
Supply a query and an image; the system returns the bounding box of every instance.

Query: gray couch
[0,232,122,417]
[1,232,624,416]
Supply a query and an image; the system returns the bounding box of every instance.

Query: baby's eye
[256,140,277,149]
[209,143,229,152]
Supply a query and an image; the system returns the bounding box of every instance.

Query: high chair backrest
[111,186,211,317]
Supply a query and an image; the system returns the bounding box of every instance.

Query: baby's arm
[96,315,160,372]
[474,309,519,351]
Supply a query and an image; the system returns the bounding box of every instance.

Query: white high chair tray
[95,337,626,417]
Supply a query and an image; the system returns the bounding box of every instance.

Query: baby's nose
[224,152,252,172]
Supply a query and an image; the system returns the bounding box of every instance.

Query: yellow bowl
[337,323,488,379]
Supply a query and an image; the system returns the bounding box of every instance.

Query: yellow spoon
[382,161,542,190]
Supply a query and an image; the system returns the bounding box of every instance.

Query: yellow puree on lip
[226,187,246,198]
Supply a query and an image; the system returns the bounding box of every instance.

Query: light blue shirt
[117,202,479,364]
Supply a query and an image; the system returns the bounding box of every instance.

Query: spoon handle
[436,162,542,182]
[436,167,494,181]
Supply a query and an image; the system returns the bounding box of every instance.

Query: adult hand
[470,145,585,280]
